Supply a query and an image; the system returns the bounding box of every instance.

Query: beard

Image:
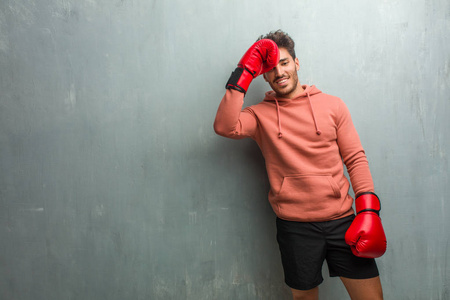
[271,72,300,98]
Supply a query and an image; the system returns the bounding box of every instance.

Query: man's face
[263,47,301,98]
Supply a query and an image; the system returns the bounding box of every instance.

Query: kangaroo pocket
[274,174,342,217]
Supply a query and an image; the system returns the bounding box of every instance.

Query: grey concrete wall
[0,0,448,299]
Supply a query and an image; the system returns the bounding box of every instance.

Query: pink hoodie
[214,85,374,222]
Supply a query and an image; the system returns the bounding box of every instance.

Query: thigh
[340,276,383,300]
[276,218,327,290]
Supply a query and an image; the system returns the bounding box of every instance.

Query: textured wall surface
[0,0,449,299]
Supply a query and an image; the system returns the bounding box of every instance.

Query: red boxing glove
[226,39,279,94]
[345,192,387,258]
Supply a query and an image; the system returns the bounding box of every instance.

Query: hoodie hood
[263,85,323,138]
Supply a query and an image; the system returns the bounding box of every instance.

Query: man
[214,30,387,300]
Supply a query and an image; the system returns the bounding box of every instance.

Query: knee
[291,287,319,300]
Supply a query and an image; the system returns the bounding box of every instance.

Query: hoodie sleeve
[336,99,375,196]
[213,89,258,139]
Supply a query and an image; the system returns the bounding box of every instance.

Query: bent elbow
[214,120,242,139]
[213,121,230,137]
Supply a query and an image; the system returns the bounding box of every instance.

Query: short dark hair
[257,30,296,60]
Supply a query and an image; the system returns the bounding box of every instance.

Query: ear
[263,73,268,82]
[295,57,300,71]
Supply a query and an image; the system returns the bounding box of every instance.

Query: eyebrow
[279,58,289,63]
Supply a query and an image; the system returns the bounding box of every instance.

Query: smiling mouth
[275,77,289,86]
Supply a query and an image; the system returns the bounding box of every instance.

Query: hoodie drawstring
[274,98,283,138]
[307,92,322,135]
[273,88,321,138]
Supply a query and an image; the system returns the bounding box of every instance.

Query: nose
[273,65,282,77]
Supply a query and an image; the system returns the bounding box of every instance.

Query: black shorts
[276,214,379,291]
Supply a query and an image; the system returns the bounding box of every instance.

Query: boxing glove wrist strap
[226,67,254,94]
[355,192,381,215]
[356,208,380,215]
[226,67,246,93]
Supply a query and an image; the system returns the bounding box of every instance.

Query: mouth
[275,77,289,87]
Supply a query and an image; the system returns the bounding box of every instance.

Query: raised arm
[214,39,279,139]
